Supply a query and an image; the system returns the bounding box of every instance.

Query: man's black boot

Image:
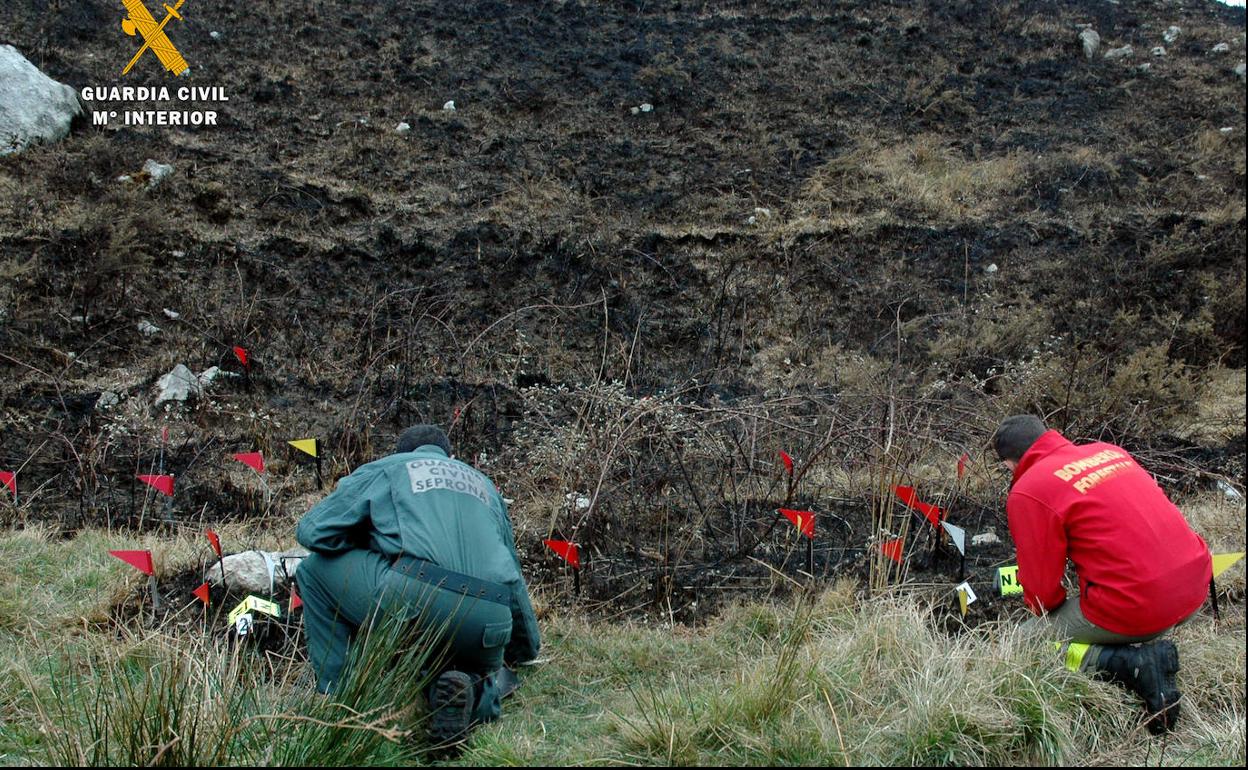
[1092,640,1181,734]
[429,670,475,747]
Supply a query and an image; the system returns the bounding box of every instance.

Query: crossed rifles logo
[120,0,190,76]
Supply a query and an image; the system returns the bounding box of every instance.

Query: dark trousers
[296,550,512,720]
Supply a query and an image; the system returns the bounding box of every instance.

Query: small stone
[1079,28,1101,59]
[639,103,653,113]
[1137,63,1152,72]
[971,531,1000,546]
[142,159,173,188]
[171,250,186,258]
[985,263,999,274]
[137,320,161,336]
[629,106,639,115]
[753,207,772,218]
[162,308,180,319]
[443,100,456,111]
[1152,46,1166,58]
[746,215,757,225]
[1236,62,1246,80]
[565,492,591,511]
[1104,44,1133,60]
[1220,127,1234,134]
[1163,26,1181,44]
[96,391,120,410]
[1211,42,1230,54]
[395,121,411,133]
[210,30,221,40]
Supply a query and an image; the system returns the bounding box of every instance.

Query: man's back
[1008,430,1211,635]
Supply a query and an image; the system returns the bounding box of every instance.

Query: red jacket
[1007,430,1211,636]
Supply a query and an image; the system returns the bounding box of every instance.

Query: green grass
[0,500,1244,767]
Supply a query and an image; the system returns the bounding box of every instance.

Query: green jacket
[296,444,540,663]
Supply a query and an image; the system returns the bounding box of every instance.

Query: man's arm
[1006,491,1069,615]
[295,469,376,555]
[494,496,541,663]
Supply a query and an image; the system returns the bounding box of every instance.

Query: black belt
[391,555,510,607]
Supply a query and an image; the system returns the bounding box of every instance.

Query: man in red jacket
[992,415,1212,733]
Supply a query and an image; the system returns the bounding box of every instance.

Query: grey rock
[1211,42,1230,54]
[395,121,411,133]
[0,44,83,156]
[1079,28,1101,59]
[1163,26,1181,44]
[1104,44,1134,60]
[137,320,161,336]
[1152,46,1167,58]
[155,364,201,405]
[96,391,120,410]
[1236,62,1246,80]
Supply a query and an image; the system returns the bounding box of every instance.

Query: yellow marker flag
[957,587,968,617]
[288,438,318,458]
[1212,552,1245,579]
[997,565,1023,596]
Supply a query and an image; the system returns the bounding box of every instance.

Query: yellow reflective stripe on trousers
[1063,641,1092,672]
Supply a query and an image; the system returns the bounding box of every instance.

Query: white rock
[985,263,999,274]
[210,30,221,40]
[1152,46,1167,57]
[207,547,309,593]
[443,100,456,111]
[565,492,591,511]
[746,215,757,225]
[116,174,133,184]
[629,106,639,115]
[753,207,772,218]
[162,308,180,319]
[0,45,82,156]
[1104,44,1134,60]
[1163,26,1181,44]
[1079,28,1101,59]
[971,531,1000,546]
[639,103,653,113]
[155,364,202,405]
[1236,62,1246,80]
[1217,479,1244,502]
[1211,42,1230,54]
[1220,127,1234,134]
[171,250,186,258]
[142,159,173,188]
[137,320,161,336]
[395,121,411,133]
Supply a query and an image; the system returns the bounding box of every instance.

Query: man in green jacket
[295,425,541,746]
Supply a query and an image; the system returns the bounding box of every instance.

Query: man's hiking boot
[429,670,475,748]
[1094,640,1181,734]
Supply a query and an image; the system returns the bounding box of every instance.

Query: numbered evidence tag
[955,581,978,616]
[228,594,282,629]
[996,565,1024,596]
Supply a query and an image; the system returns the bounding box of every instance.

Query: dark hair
[396,425,451,455]
[992,415,1047,462]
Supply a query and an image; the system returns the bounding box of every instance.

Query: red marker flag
[958,453,969,479]
[192,582,210,605]
[110,549,154,576]
[0,471,14,497]
[289,587,303,612]
[779,450,794,476]
[544,539,581,569]
[205,529,222,558]
[880,537,904,564]
[778,508,815,539]
[894,485,943,528]
[138,474,175,497]
[233,346,249,368]
[233,452,264,474]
